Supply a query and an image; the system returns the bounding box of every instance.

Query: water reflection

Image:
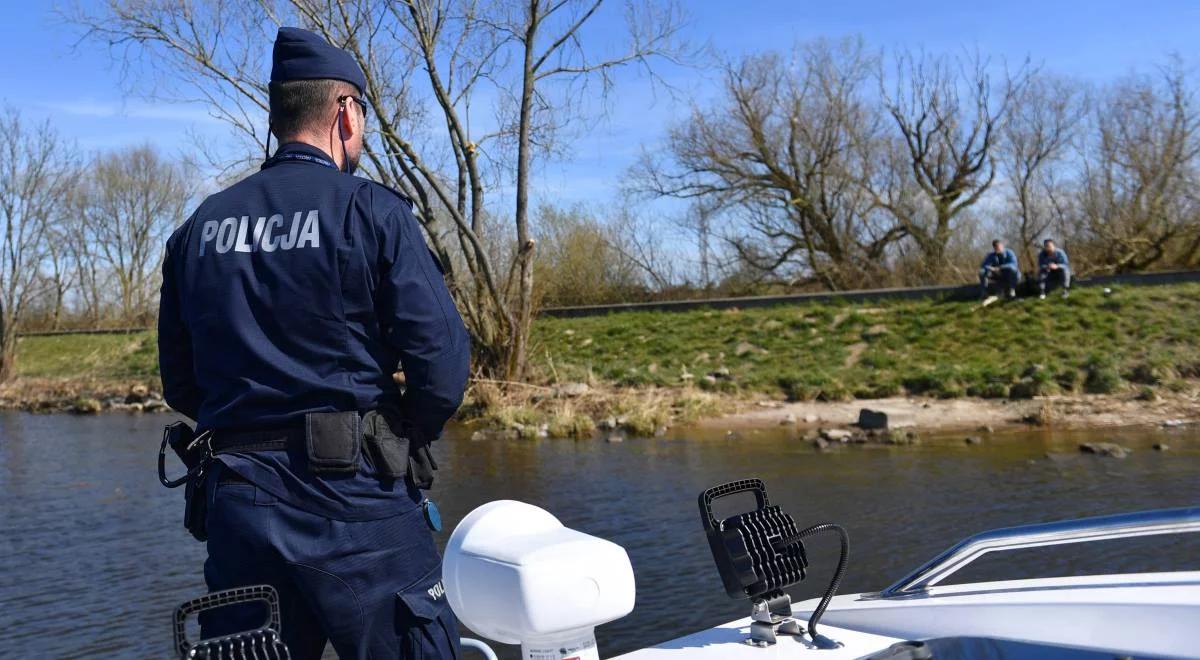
[0,412,1196,658]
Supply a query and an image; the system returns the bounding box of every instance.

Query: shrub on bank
[1084,356,1122,394]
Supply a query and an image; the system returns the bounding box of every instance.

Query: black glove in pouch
[408,441,438,490]
[362,409,438,489]
[304,411,361,474]
[362,409,409,479]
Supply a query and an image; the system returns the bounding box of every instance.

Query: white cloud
[42,100,116,117]
[40,99,222,124]
[130,104,224,123]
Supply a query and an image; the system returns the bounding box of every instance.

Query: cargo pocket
[395,564,460,660]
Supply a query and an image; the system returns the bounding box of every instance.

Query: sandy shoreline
[705,392,1200,433]
[2,376,1198,436]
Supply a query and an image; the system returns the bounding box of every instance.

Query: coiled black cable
[774,523,849,643]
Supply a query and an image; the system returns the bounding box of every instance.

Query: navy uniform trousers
[201,464,460,659]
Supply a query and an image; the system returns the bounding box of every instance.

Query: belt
[210,425,303,455]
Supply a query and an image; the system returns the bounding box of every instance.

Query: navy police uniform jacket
[158,143,469,514]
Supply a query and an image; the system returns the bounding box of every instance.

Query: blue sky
[3,1,1198,206]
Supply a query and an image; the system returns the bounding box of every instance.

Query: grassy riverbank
[3,282,1199,429]
[0,332,161,413]
[531,283,1200,401]
[13,332,159,380]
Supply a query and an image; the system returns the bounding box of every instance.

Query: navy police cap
[271,27,367,93]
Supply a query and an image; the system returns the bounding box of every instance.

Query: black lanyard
[263,151,338,170]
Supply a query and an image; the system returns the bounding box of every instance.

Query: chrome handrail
[867,506,1200,599]
[460,638,499,660]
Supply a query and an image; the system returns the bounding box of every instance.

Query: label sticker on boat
[524,636,598,660]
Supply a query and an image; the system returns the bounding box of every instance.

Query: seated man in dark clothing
[979,239,1020,300]
[1037,238,1071,299]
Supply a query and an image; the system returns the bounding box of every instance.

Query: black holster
[159,421,211,542]
[182,472,208,542]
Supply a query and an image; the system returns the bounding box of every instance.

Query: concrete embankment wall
[540,269,1200,319]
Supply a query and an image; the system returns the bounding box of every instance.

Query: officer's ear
[339,102,358,139]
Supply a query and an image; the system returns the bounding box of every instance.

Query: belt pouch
[183,473,208,542]
[362,410,410,480]
[304,411,361,474]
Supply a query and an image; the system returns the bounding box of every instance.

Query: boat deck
[615,571,1200,659]
[612,617,901,659]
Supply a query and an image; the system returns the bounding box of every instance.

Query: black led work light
[699,478,849,649]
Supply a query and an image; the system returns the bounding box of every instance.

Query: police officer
[158,27,470,659]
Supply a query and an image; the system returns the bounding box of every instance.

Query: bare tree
[42,223,77,331]
[602,200,682,293]
[637,39,901,289]
[73,146,193,324]
[497,0,684,373]
[1076,61,1200,272]
[875,50,1027,281]
[69,0,685,378]
[677,201,716,291]
[1000,73,1086,270]
[63,203,108,327]
[0,109,74,381]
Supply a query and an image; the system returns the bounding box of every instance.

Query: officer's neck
[279,137,343,169]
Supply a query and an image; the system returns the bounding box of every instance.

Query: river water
[1,411,1198,659]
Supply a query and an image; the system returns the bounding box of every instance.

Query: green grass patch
[13,283,1200,406]
[532,284,1200,401]
[15,332,159,380]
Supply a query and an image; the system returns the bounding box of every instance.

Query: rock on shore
[1079,442,1132,458]
[704,393,1200,435]
[856,408,916,431]
[810,426,919,446]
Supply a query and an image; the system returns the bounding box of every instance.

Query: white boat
[616,506,1200,659]
[441,489,1200,660]
[174,495,1200,659]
